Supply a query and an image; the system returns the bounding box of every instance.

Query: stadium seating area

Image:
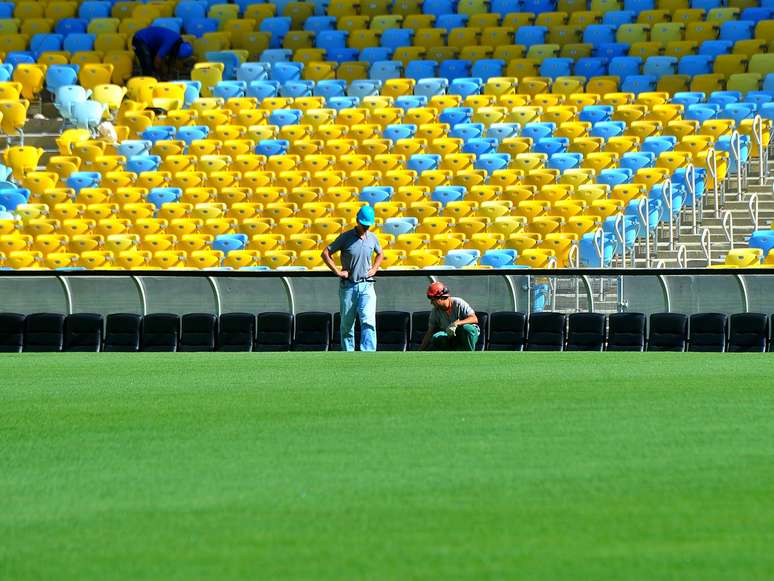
[0,309,772,351]
[0,0,773,270]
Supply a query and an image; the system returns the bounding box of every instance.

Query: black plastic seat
[607,312,646,351]
[103,313,142,352]
[141,313,180,352]
[526,312,565,351]
[728,313,768,352]
[179,313,216,352]
[292,311,331,351]
[647,313,688,352]
[688,313,727,352]
[255,312,292,351]
[63,313,103,352]
[217,312,255,352]
[487,311,527,351]
[566,313,605,351]
[376,310,410,351]
[23,313,65,352]
[410,310,431,350]
[0,312,25,353]
[332,311,361,351]
[474,311,488,351]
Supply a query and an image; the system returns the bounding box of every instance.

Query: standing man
[419,281,480,351]
[132,26,194,80]
[321,205,383,351]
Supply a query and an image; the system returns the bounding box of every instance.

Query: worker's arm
[321,247,347,279]
[418,325,436,351]
[367,248,383,278]
[453,311,478,327]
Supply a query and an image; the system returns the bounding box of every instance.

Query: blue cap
[178,42,193,59]
[356,205,375,226]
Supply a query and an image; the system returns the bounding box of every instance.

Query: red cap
[426,281,449,299]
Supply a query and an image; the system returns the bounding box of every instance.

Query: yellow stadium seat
[723,248,762,268]
[4,146,44,180]
[140,234,176,252]
[78,63,113,91]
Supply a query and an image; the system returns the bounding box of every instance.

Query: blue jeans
[339,280,376,352]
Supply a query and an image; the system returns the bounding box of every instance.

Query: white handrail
[721,209,734,250]
[730,129,742,197]
[636,197,651,266]
[676,244,687,268]
[700,227,711,266]
[706,147,720,218]
[753,114,765,186]
[661,178,674,251]
[592,227,605,269]
[613,213,626,267]
[748,193,759,230]
[568,241,579,269]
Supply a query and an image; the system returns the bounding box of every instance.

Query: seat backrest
[0,312,25,352]
[410,310,431,350]
[292,311,331,351]
[63,313,103,352]
[255,311,292,351]
[728,312,768,353]
[376,310,410,351]
[217,312,256,352]
[647,312,687,351]
[607,312,646,351]
[141,313,180,352]
[688,312,727,352]
[103,313,142,352]
[487,311,526,351]
[566,312,606,351]
[526,312,566,351]
[23,312,65,352]
[179,313,216,352]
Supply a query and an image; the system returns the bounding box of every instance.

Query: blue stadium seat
[448,77,482,97]
[436,13,468,31]
[370,60,402,81]
[359,47,393,64]
[533,137,569,155]
[237,62,270,83]
[540,58,573,79]
[583,25,616,46]
[347,79,382,98]
[316,30,348,51]
[260,17,293,48]
[609,56,642,79]
[602,11,636,26]
[471,59,505,81]
[414,77,448,96]
[678,55,714,76]
[381,28,414,49]
[271,62,303,82]
[279,80,314,98]
[395,95,427,110]
[515,26,547,47]
[579,105,613,124]
[314,79,346,98]
[449,123,484,141]
[621,75,657,94]
[439,60,472,81]
[79,1,112,20]
[55,18,88,35]
[643,56,678,79]
[246,80,280,99]
[486,123,519,141]
[719,20,755,42]
[304,16,336,33]
[698,40,733,56]
[574,58,607,79]
[185,17,220,37]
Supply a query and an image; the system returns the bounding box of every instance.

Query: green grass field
[2,353,774,580]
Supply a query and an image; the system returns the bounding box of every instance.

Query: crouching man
[419,281,479,351]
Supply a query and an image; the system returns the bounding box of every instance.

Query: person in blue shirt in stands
[321,205,384,352]
[132,26,193,80]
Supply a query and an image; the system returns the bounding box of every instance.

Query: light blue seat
[672,91,705,106]
[255,140,289,156]
[117,140,153,158]
[147,188,182,209]
[304,16,336,33]
[708,90,742,106]
[0,63,11,82]
[719,20,755,43]
[590,121,626,140]
[438,107,471,126]
[621,75,656,94]
[380,28,413,49]
[71,100,105,130]
[691,0,722,9]
[641,135,677,155]
[381,217,417,237]
[260,49,292,64]
[424,0,456,16]
[579,105,613,124]
[721,103,756,124]
[66,172,101,193]
[259,17,292,48]
[316,30,348,51]
[684,103,720,123]
[624,0,654,10]
[574,57,607,79]
[279,80,314,98]
[212,80,247,99]
[370,60,402,81]
[673,166,706,204]
[347,79,382,98]
[0,189,31,211]
[698,40,733,57]
[54,18,89,36]
[152,17,184,32]
[444,249,480,268]
[748,230,774,257]
[540,57,573,79]
[205,51,243,80]
[269,109,303,126]
[436,13,468,31]
[744,92,772,107]
[414,77,449,97]
[140,126,176,144]
[620,151,655,172]
[246,80,280,99]
[359,186,393,205]
[625,198,661,238]
[326,48,359,63]
[394,95,427,110]
[579,231,615,267]
[176,125,209,146]
[760,102,774,121]
[359,47,393,64]
[328,96,361,110]
[212,234,248,254]
[609,56,642,78]
[175,0,206,23]
[533,137,569,155]
[449,123,484,141]
[486,123,519,141]
[4,52,35,68]
[597,168,633,186]
[62,33,95,54]
[583,25,616,46]
[678,54,714,76]
[764,74,774,95]
[185,17,219,37]
[480,249,517,268]
[643,56,678,78]
[430,186,465,206]
[462,138,497,156]
[125,155,161,174]
[55,85,91,121]
[46,65,79,94]
[30,34,64,57]
[314,79,346,98]
[717,134,751,170]
[447,77,482,98]
[522,122,555,141]
[515,25,547,47]
[547,153,583,172]
[270,62,303,83]
[406,60,437,80]
[439,60,471,81]
[179,80,201,107]
[474,153,511,174]
[383,124,416,141]
[79,1,112,19]
[407,154,441,173]
[602,11,636,26]
[523,0,556,11]
[471,59,505,81]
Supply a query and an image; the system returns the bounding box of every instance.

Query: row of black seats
[0,311,771,353]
